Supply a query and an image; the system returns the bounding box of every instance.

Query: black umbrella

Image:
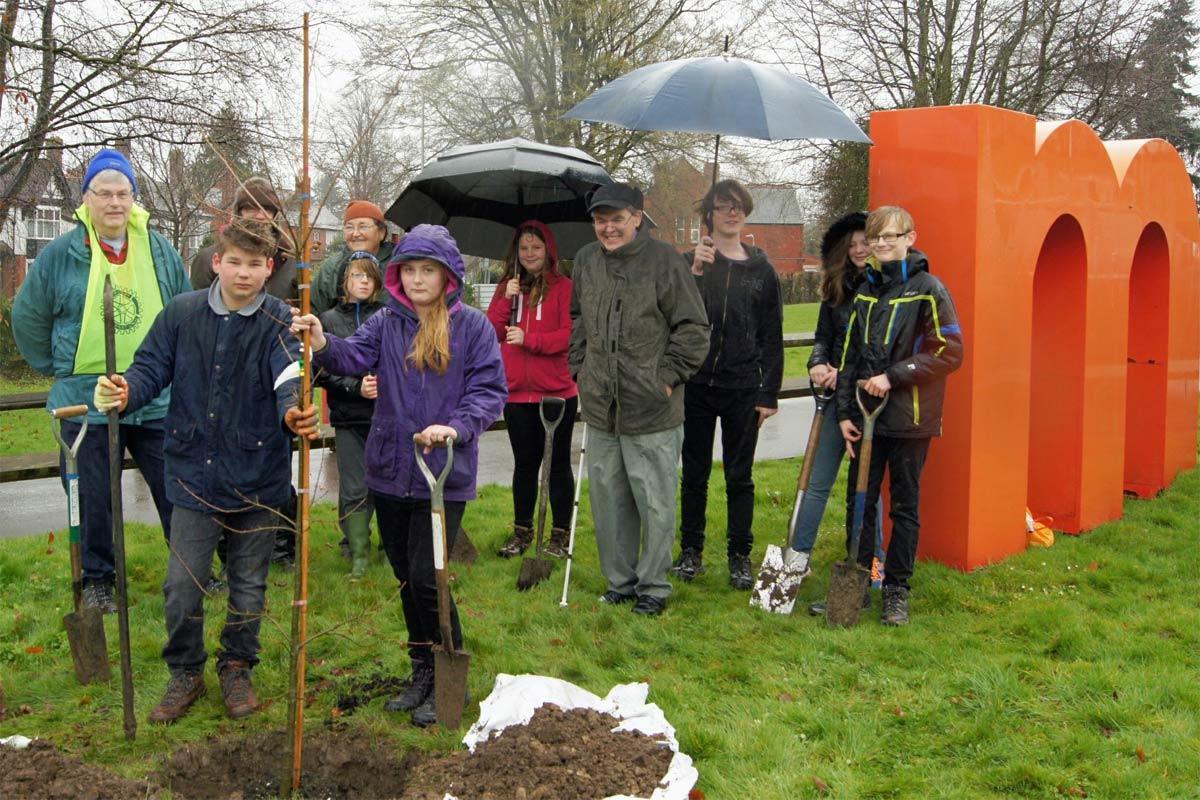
[386,137,621,260]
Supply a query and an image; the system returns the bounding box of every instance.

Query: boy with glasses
[569,183,709,616]
[836,206,962,625]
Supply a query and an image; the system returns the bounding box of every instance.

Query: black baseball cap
[587,183,644,213]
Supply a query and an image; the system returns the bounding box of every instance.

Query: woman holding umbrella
[486,222,577,559]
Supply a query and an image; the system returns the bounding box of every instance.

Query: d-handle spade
[517,396,566,591]
[412,433,470,728]
[825,381,889,629]
[51,404,111,685]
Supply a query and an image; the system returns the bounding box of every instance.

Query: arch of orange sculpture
[866,105,1199,570]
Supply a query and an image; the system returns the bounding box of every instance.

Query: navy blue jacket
[120,288,300,512]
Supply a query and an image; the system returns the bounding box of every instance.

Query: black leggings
[503,397,577,529]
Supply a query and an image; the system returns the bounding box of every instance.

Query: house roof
[747,185,803,225]
[0,157,76,213]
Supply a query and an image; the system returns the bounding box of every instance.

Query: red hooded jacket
[486,221,578,403]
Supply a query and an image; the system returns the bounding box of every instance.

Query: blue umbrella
[564,54,869,182]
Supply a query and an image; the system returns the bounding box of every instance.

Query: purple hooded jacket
[313,225,507,501]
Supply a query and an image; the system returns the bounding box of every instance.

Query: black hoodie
[315,298,383,427]
[682,244,784,408]
[836,248,963,437]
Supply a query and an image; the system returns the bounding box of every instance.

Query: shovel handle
[52,405,89,420]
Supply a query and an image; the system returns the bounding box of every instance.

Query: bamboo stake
[284,12,313,797]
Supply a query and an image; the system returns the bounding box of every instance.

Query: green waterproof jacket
[12,222,190,425]
[569,231,710,435]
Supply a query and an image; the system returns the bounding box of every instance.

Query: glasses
[713,202,745,215]
[593,214,634,230]
[868,231,911,244]
[343,223,379,234]
[347,272,373,282]
[89,189,133,202]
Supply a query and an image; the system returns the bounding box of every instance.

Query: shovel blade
[750,545,810,615]
[450,527,478,565]
[516,555,553,591]
[64,608,111,685]
[825,560,871,628]
[433,646,470,728]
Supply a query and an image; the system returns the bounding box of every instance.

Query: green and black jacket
[835,248,963,438]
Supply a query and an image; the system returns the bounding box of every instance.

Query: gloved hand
[94,375,128,413]
[285,405,321,440]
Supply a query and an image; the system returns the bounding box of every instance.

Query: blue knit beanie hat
[83,148,138,194]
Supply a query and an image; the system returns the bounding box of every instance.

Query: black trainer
[882,585,910,626]
[598,590,635,605]
[670,548,704,582]
[728,553,754,590]
[384,663,434,712]
[631,595,667,616]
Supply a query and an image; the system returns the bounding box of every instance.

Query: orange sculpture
[866,104,1200,570]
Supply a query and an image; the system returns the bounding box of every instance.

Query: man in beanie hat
[312,200,396,314]
[190,176,297,302]
[13,147,190,613]
[569,182,709,616]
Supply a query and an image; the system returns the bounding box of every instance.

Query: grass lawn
[1,448,1197,798]
[0,373,55,457]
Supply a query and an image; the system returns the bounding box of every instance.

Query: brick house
[0,138,77,299]
[643,159,809,271]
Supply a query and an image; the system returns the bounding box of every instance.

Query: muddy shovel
[825,381,888,628]
[412,434,470,728]
[51,404,111,685]
[517,396,565,591]
[750,383,835,615]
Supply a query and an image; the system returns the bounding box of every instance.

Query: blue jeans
[789,401,884,559]
[162,506,275,674]
[57,419,173,580]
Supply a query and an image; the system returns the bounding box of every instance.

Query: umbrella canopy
[563,56,869,144]
[386,137,618,260]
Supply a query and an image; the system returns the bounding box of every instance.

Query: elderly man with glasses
[13,147,190,613]
[569,182,710,616]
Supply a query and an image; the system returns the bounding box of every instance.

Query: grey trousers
[587,425,683,600]
[162,506,275,674]
[334,426,374,525]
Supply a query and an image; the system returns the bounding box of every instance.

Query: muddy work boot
[728,553,754,591]
[669,548,704,582]
[82,578,118,615]
[148,671,206,724]
[344,511,372,582]
[881,585,910,626]
[384,663,434,712]
[411,684,469,728]
[217,660,259,719]
[496,524,534,558]
[543,527,569,558]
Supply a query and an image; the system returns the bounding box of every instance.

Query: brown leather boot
[544,527,569,558]
[218,660,259,719]
[148,672,206,725]
[496,524,533,558]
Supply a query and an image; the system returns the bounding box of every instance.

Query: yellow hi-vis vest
[72,203,164,374]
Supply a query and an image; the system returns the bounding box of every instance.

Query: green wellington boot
[344,512,373,581]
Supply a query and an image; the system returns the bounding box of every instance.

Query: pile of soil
[405,704,675,800]
[160,729,419,799]
[0,739,162,800]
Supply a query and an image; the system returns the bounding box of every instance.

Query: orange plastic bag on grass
[1025,508,1054,548]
